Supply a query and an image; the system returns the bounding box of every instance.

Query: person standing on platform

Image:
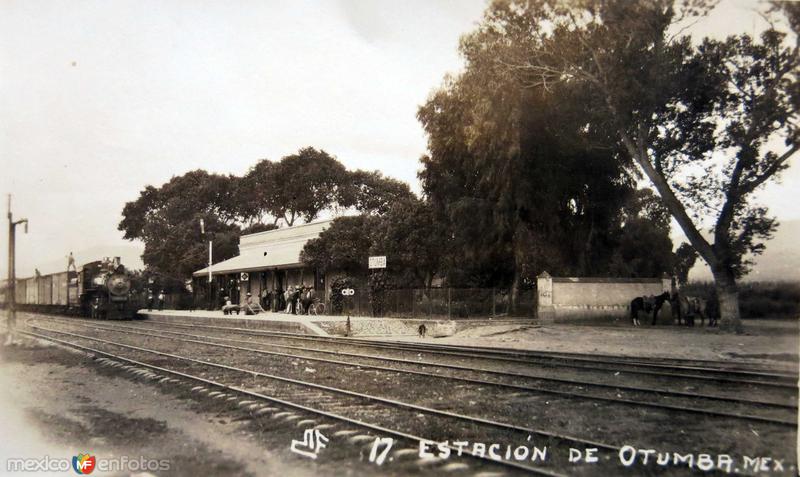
[274,287,283,313]
[292,286,301,314]
[157,290,165,310]
[285,286,293,313]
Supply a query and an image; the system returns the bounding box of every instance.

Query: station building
[192,219,332,306]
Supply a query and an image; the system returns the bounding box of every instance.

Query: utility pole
[6,195,28,346]
[200,218,212,310]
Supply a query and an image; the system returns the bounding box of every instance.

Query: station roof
[192,219,332,277]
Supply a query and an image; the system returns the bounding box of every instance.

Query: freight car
[0,257,139,319]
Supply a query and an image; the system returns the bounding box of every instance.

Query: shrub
[681,281,800,319]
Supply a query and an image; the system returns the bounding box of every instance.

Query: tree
[300,215,376,277]
[673,243,698,286]
[244,147,349,226]
[339,170,415,215]
[474,0,797,331]
[369,199,447,288]
[119,170,242,279]
[418,11,678,307]
[243,147,414,225]
[608,189,676,277]
[300,200,447,292]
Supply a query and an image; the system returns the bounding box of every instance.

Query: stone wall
[537,272,672,322]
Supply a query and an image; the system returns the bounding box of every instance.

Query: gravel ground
[384,320,800,368]
[3,312,798,476]
[0,340,321,477]
[23,318,798,476]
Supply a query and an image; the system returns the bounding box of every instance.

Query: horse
[675,294,715,327]
[630,292,670,326]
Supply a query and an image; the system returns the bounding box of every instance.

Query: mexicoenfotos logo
[72,453,96,475]
[5,454,169,473]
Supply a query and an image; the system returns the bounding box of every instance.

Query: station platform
[137,309,537,337]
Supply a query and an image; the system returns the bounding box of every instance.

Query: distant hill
[18,244,145,278]
[688,219,800,282]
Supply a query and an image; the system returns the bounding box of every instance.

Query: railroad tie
[392,449,418,459]
[415,456,444,467]
[348,434,374,444]
[439,462,470,472]
[333,430,359,437]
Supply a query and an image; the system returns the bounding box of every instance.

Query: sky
[1,0,797,278]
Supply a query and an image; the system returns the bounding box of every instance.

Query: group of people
[278,285,318,315]
[221,284,318,316]
[146,290,166,311]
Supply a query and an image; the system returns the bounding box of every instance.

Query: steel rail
[26,325,642,473]
[362,339,800,379]
[17,329,566,477]
[20,312,799,377]
[33,319,798,427]
[60,318,798,413]
[126,318,798,386]
[398,340,799,372]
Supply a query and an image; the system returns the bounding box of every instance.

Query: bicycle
[308,298,325,316]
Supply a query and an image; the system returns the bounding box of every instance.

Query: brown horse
[674,293,714,327]
[630,292,671,326]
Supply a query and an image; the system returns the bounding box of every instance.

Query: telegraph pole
[6,195,28,346]
[200,218,212,310]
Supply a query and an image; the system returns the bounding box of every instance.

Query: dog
[418,323,427,338]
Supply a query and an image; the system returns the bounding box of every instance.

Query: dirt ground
[0,339,316,477]
[385,319,800,368]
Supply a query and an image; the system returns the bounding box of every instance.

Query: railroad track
[16,315,799,474]
[27,317,799,431]
[30,316,798,426]
[19,325,630,477]
[133,317,799,387]
[62,316,798,400]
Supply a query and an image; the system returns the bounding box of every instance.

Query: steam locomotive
[0,256,139,319]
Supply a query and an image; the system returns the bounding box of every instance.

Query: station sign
[368,256,387,269]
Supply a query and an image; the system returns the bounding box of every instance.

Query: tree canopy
[417,5,679,299]
[461,0,798,330]
[118,170,242,280]
[120,148,414,280]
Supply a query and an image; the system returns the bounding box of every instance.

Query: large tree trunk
[616,131,746,332]
[712,267,743,333]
